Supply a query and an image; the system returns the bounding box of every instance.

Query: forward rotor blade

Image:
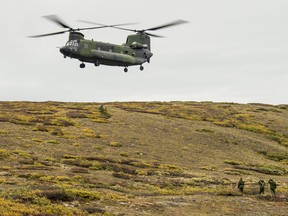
[43,15,71,29]
[146,19,189,31]
[111,26,136,32]
[77,20,102,25]
[28,25,110,38]
[77,26,111,31]
[28,30,69,38]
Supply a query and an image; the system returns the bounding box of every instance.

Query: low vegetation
[0,101,287,215]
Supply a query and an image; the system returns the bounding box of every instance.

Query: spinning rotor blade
[76,26,112,31]
[145,19,189,31]
[43,15,71,29]
[28,31,69,38]
[78,20,138,28]
[29,26,110,38]
[110,26,136,32]
[91,25,164,37]
[145,32,164,38]
[110,26,165,38]
[28,15,113,38]
[95,19,189,37]
[29,15,188,38]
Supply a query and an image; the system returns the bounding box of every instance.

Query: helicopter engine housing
[130,42,148,49]
[126,34,151,50]
[69,32,84,41]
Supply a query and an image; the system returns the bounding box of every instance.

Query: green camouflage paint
[60,32,153,68]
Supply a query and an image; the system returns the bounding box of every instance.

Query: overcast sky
[1,0,287,104]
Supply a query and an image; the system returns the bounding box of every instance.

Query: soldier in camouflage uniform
[238,178,245,195]
[268,179,277,195]
[258,180,265,194]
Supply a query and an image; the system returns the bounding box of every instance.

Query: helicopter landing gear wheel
[94,60,100,67]
[124,67,128,73]
[80,63,85,68]
[140,65,144,71]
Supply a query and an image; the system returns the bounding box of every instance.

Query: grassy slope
[0,101,287,215]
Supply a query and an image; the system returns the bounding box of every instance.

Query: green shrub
[238,123,271,134]
[259,151,288,162]
[120,152,129,157]
[32,124,48,132]
[0,149,10,160]
[89,162,103,170]
[66,111,87,118]
[51,127,64,136]
[109,141,122,147]
[224,160,243,166]
[39,189,75,202]
[196,128,215,133]
[51,117,75,127]
[47,139,60,144]
[0,130,9,134]
[70,167,89,174]
[65,188,101,201]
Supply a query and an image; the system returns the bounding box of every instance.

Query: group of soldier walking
[238,178,277,195]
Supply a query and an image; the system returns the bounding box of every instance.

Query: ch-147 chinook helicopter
[30,15,188,72]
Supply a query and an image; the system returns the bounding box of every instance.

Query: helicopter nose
[145,50,153,59]
[148,52,153,58]
[60,46,67,55]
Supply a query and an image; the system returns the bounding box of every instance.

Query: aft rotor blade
[43,15,71,29]
[145,32,164,38]
[110,27,164,37]
[146,20,189,31]
[28,30,69,38]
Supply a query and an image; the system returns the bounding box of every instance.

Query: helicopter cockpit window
[66,40,79,51]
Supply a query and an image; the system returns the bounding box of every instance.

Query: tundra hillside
[0,101,287,215]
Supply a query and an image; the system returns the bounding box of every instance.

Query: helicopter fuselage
[60,32,153,71]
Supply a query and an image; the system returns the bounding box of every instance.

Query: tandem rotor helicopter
[29,15,188,72]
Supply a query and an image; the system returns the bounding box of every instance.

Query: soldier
[238,178,245,195]
[268,179,277,195]
[258,180,265,194]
